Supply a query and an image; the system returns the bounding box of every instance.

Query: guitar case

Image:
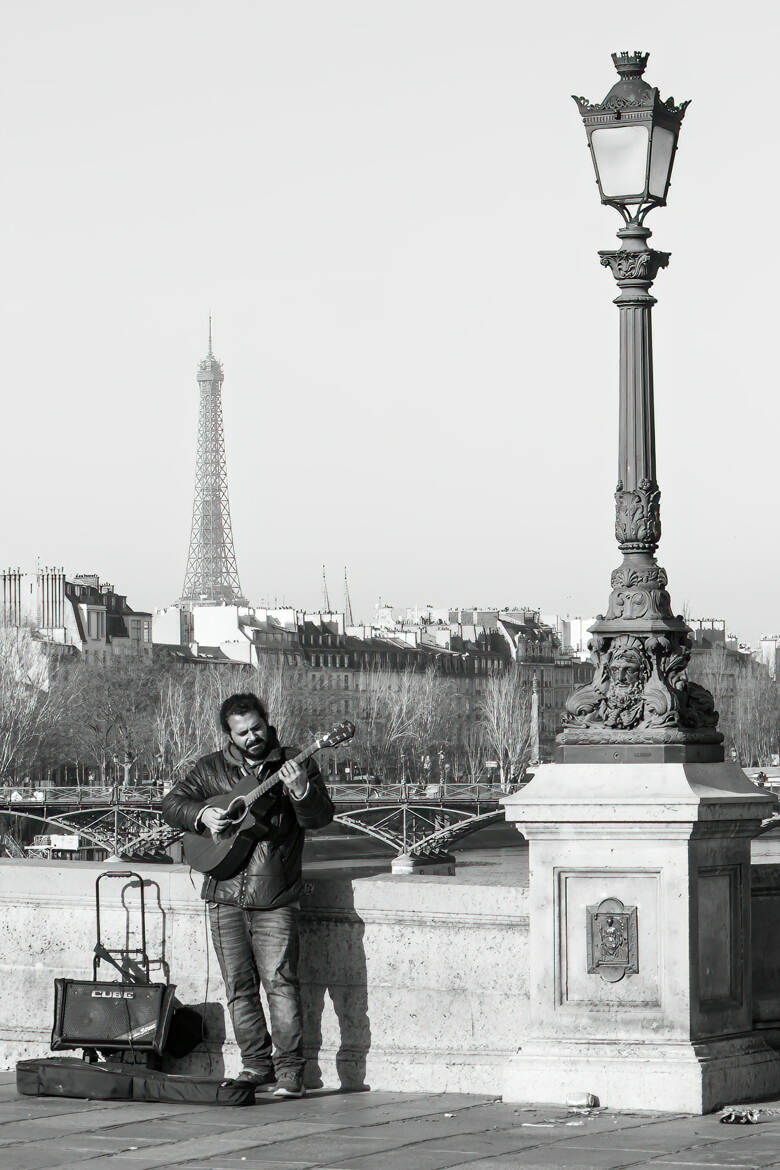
[16,1057,256,1106]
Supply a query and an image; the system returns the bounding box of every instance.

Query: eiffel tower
[179,321,247,607]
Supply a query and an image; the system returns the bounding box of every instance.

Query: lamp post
[559,51,723,764]
[501,55,780,1114]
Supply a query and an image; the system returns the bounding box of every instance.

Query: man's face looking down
[227,711,269,760]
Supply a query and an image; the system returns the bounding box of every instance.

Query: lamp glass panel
[591,124,649,198]
[649,126,675,198]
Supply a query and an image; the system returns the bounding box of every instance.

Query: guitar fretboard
[240,741,318,810]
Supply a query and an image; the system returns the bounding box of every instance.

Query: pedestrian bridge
[0,782,507,865]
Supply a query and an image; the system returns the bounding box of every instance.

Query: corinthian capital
[599,249,670,283]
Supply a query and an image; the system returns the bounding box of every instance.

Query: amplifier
[51,979,176,1054]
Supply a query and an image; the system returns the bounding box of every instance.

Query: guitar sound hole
[226,799,246,823]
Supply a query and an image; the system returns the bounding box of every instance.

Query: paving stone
[223,1092,497,1133]
[0,1145,72,1170]
[280,1151,489,1170]
[563,1130,713,1154]
[652,1151,779,1166]
[50,1118,346,1170]
[95,1115,249,1143]
[467,1147,662,1168]
[193,1143,379,1170]
[170,1163,313,1169]
[0,1134,149,1170]
[0,1102,207,1146]
[16,1097,277,1132]
[0,1097,119,1122]
[216,1131,417,1162]
[463,1163,575,1170]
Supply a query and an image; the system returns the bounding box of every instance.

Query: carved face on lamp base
[557,547,723,761]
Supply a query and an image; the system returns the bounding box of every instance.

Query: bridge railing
[0,781,508,808]
[325,782,506,803]
[0,784,167,806]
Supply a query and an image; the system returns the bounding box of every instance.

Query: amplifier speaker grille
[52,979,176,1053]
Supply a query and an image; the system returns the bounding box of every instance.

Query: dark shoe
[235,1068,277,1091]
[274,1072,304,1098]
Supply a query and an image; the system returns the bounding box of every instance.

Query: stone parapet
[0,859,529,1095]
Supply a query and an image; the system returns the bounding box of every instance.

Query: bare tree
[461,719,489,785]
[153,657,305,787]
[153,668,219,784]
[344,663,458,781]
[730,667,779,767]
[478,665,533,790]
[350,663,414,777]
[689,646,779,766]
[61,658,162,783]
[253,656,304,746]
[0,627,73,780]
[406,665,457,778]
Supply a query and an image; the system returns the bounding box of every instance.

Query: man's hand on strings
[199,806,232,836]
[278,760,308,799]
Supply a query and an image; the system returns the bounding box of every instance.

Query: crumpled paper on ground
[720,1108,761,1124]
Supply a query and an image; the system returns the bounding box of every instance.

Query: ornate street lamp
[576,51,687,216]
[560,52,722,763]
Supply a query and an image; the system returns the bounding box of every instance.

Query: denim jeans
[208,902,304,1076]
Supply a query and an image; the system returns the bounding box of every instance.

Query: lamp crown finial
[611,51,649,79]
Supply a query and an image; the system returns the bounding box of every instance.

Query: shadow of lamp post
[559,51,723,765]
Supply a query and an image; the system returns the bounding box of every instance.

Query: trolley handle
[94,870,150,983]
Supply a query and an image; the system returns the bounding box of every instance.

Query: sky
[2,1,779,644]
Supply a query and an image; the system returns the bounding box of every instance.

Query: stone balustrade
[0,858,529,1094]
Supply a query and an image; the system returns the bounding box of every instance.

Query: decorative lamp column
[501,53,780,1115]
[559,51,722,764]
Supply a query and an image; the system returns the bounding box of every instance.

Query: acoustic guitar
[182,720,355,880]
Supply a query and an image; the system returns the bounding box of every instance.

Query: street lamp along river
[559,53,723,764]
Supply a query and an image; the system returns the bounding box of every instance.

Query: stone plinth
[502,763,780,1113]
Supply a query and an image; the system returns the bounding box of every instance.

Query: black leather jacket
[161,731,334,910]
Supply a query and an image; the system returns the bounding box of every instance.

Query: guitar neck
[241,742,316,810]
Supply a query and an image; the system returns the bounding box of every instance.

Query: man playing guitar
[161,692,334,1098]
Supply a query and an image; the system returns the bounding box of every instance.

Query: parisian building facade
[1,567,152,665]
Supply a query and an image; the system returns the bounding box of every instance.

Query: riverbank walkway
[4,1071,780,1169]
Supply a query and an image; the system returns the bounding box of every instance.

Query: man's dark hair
[219,692,269,734]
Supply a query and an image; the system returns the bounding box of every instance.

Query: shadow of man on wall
[299,877,371,1090]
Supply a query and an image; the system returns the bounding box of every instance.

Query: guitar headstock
[316,720,356,749]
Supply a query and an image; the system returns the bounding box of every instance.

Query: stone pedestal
[502,763,780,1113]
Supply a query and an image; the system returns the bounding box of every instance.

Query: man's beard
[241,739,268,762]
